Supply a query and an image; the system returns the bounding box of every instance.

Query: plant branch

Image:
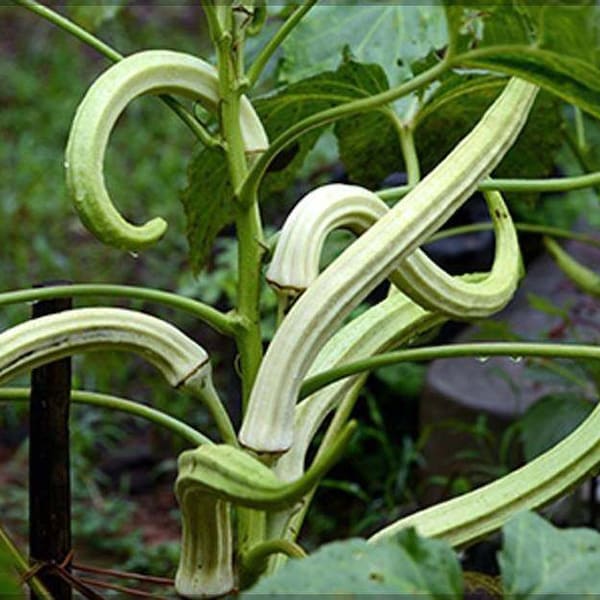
[378,170,600,202]
[246,0,318,87]
[14,0,121,61]
[241,538,306,584]
[0,284,237,336]
[429,222,600,249]
[394,114,420,185]
[301,342,600,398]
[0,387,211,446]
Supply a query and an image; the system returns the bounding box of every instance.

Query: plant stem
[574,106,588,153]
[394,115,420,185]
[378,170,600,202]
[429,222,600,249]
[235,203,266,408]
[301,342,600,398]
[0,284,237,336]
[211,6,264,408]
[246,0,318,86]
[239,59,449,202]
[185,378,239,447]
[14,0,216,144]
[0,387,211,446]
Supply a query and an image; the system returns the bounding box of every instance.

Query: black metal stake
[29,285,72,600]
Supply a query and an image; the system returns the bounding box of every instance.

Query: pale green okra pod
[240,77,539,454]
[65,49,268,251]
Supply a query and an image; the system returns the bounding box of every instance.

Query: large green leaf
[333,62,403,188]
[180,146,236,273]
[499,511,600,597]
[517,394,594,462]
[244,530,462,596]
[278,4,448,87]
[255,60,398,196]
[448,2,600,117]
[414,75,563,206]
[336,69,562,191]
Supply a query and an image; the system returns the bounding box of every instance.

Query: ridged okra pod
[240,77,538,453]
[65,50,268,250]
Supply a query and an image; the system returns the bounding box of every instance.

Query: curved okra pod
[368,395,600,548]
[66,50,268,250]
[0,307,208,388]
[266,290,443,547]
[274,290,441,483]
[174,422,355,596]
[0,307,234,435]
[175,494,234,599]
[176,421,355,511]
[267,184,520,318]
[241,77,538,454]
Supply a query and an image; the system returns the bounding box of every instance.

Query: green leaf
[278,4,448,87]
[245,530,462,596]
[415,79,563,192]
[448,2,600,117]
[499,511,600,597]
[180,146,236,273]
[66,2,125,32]
[335,68,561,191]
[255,60,398,196]
[517,394,594,461]
[334,62,403,188]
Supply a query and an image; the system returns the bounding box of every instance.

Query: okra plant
[3,1,600,597]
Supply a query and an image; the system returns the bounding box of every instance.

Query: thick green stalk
[211,8,265,408]
[0,284,236,336]
[0,387,210,446]
[235,202,266,408]
[208,5,268,581]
